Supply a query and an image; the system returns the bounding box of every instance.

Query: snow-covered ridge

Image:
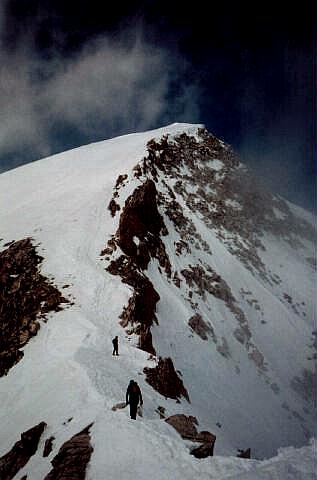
[0,124,315,479]
[0,123,204,178]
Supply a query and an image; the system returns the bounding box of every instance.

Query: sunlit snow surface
[0,123,315,479]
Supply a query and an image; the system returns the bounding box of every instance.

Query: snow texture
[0,123,315,479]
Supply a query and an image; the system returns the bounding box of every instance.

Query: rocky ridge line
[103,179,170,355]
[139,132,269,371]
[142,129,314,282]
[102,177,190,400]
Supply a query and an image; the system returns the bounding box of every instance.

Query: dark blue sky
[0,0,315,210]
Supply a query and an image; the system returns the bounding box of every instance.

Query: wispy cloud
[0,26,201,169]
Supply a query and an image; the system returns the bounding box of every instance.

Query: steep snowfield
[0,123,315,478]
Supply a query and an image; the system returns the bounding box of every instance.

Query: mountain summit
[0,123,315,479]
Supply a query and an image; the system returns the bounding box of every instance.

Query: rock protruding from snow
[144,129,315,279]
[108,198,120,217]
[165,414,215,443]
[165,414,216,458]
[188,314,214,341]
[0,238,68,376]
[104,179,172,355]
[0,421,46,480]
[119,274,160,355]
[44,424,93,480]
[106,254,160,355]
[144,357,190,402]
[43,436,55,457]
[0,123,314,476]
[237,447,251,459]
[116,179,170,272]
[190,442,215,458]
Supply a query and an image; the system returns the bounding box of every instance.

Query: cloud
[237,118,315,211]
[0,25,201,169]
[44,37,170,130]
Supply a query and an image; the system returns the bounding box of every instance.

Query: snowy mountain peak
[0,124,315,479]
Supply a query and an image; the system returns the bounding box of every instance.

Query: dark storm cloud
[0,21,200,168]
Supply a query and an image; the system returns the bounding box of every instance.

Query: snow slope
[0,123,315,479]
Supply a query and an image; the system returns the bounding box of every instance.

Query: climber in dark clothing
[126,380,143,419]
[112,336,119,356]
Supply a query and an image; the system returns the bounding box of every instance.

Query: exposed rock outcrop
[116,179,170,272]
[0,238,69,376]
[103,179,171,355]
[190,442,215,458]
[144,357,190,402]
[43,436,55,457]
[181,264,232,303]
[188,313,214,341]
[106,255,159,355]
[44,424,93,480]
[181,262,267,370]
[120,274,159,355]
[237,448,251,459]
[0,421,46,480]
[165,414,214,443]
[115,174,128,190]
[108,198,120,217]
[165,414,198,439]
[143,130,315,280]
[165,414,216,458]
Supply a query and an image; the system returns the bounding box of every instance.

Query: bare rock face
[165,414,215,443]
[190,442,215,458]
[103,179,171,355]
[115,174,128,189]
[237,448,251,459]
[44,424,93,480]
[144,130,315,283]
[116,179,170,272]
[0,421,46,480]
[144,357,190,402]
[181,265,232,303]
[107,254,159,355]
[134,132,269,371]
[107,198,120,217]
[188,314,214,341]
[120,274,159,355]
[165,414,216,458]
[0,238,69,376]
[43,436,55,457]
[165,414,198,439]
